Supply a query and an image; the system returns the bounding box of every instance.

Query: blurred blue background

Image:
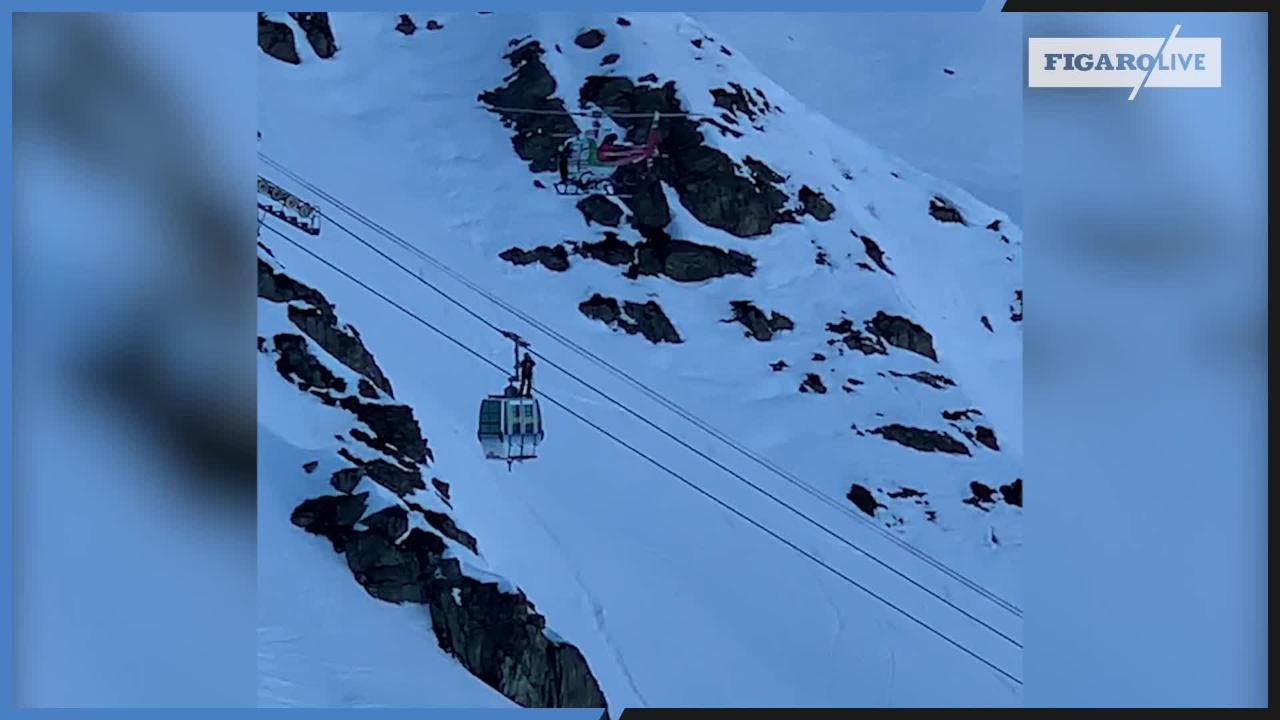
[4,7,1267,710]
[1022,12,1268,708]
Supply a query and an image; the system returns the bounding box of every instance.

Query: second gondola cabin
[477,387,545,466]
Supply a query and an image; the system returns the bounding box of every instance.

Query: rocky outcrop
[726,301,793,342]
[847,484,885,517]
[291,492,369,552]
[395,14,416,35]
[273,333,346,394]
[287,304,396,395]
[262,247,607,712]
[574,29,605,49]
[601,53,620,66]
[857,233,894,275]
[480,42,579,173]
[258,14,301,64]
[974,426,1000,451]
[499,245,570,272]
[579,294,682,344]
[630,232,756,282]
[259,259,394,396]
[576,195,624,227]
[799,373,827,394]
[426,19,444,31]
[798,186,835,221]
[870,424,970,455]
[288,12,337,59]
[1010,290,1023,323]
[928,196,967,225]
[999,478,1022,507]
[867,311,937,361]
[825,318,887,356]
[889,370,955,389]
[579,76,791,237]
[710,82,772,123]
[575,233,634,266]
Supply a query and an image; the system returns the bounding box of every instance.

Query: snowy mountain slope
[257,11,1023,709]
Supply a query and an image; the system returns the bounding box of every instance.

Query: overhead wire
[257,217,1023,686]
[258,152,1024,620]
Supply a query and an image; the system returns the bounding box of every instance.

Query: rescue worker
[517,352,536,397]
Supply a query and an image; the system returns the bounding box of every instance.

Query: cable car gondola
[477,333,545,469]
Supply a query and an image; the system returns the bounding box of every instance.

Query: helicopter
[553,110,662,198]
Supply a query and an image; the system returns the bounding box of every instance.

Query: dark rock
[426,19,444,31]
[616,17,631,26]
[287,304,395,396]
[579,294,682,344]
[742,157,785,184]
[358,378,380,399]
[331,467,363,494]
[799,373,827,394]
[361,459,428,496]
[427,575,609,709]
[575,233,634,266]
[432,477,452,503]
[887,487,926,499]
[855,262,874,272]
[257,336,267,353]
[967,481,997,505]
[770,360,788,372]
[290,493,369,552]
[941,408,982,421]
[576,195,624,227]
[981,315,993,332]
[943,67,956,75]
[974,426,1000,451]
[889,370,956,389]
[928,196,967,225]
[658,238,756,282]
[986,219,1002,231]
[847,484,885,517]
[258,13,301,64]
[303,460,319,474]
[499,245,570,272]
[720,45,733,56]
[272,334,346,394]
[867,311,937,361]
[637,72,658,82]
[480,42,579,174]
[346,530,429,603]
[858,234,894,275]
[999,478,1023,507]
[1011,289,1023,323]
[574,29,605,49]
[797,186,836,221]
[395,14,416,35]
[362,506,409,540]
[726,301,793,342]
[579,76,789,237]
[812,353,826,362]
[825,318,887,356]
[870,424,971,455]
[710,82,763,121]
[423,509,480,554]
[260,261,395,395]
[334,395,430,466]
[600,53,620,66]
[288,12,337,59]
[622,301,683,344]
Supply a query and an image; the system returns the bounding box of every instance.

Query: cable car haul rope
[255,153,1024,686]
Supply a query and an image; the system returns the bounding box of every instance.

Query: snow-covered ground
[692,13,1023,220]
[257,12,1023,709]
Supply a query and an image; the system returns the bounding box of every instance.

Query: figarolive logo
[1028,25,1221,100]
